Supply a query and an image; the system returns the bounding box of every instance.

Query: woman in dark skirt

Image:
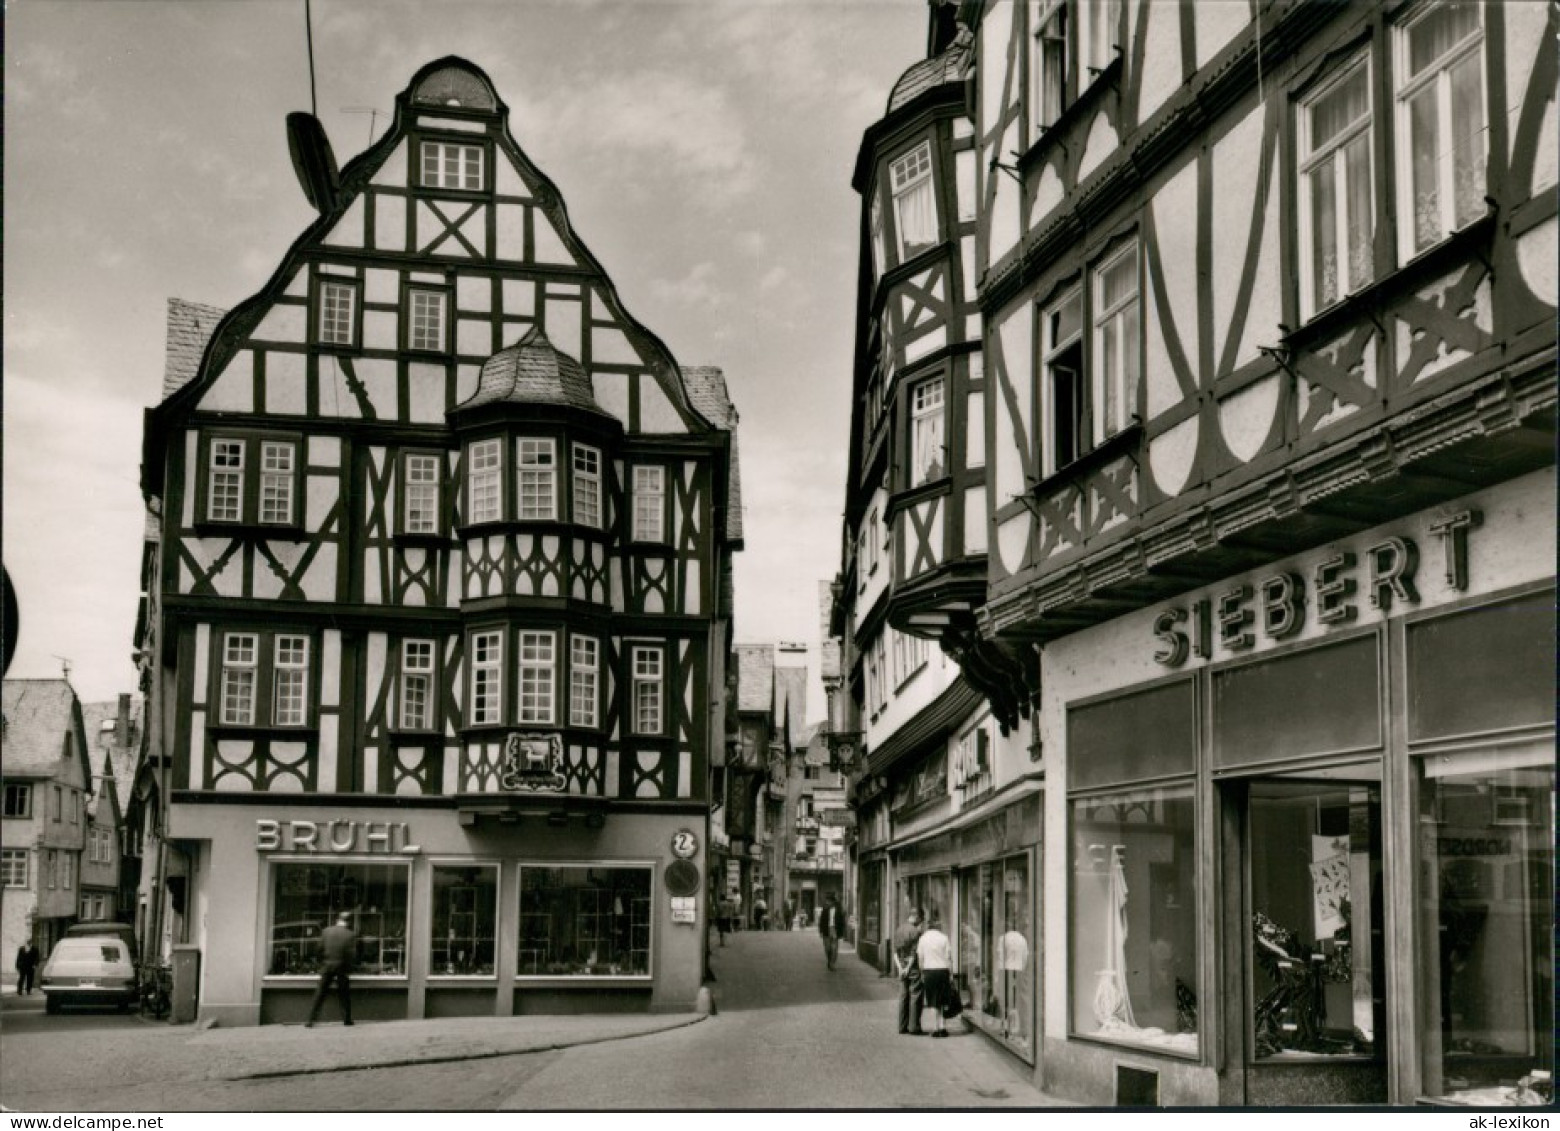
[915,910,955,1038]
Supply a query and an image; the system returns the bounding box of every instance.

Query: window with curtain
[890,142,938,260]
[1300,57,1375,317]
[910,377,946,484]
[1091,242,1140,444]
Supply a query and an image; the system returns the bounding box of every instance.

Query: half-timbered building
[962,0,1555,1107]
[140,58,740,1026]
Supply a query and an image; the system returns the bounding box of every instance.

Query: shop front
[170,801,708,1027]
[1041,472,1554,1107]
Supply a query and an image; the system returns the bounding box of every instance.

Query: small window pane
[633,466,666,542]
[209,439,245,522]
[409,290,447,352]
[632,646,663,734]
[570,635,599,728]
[222,633,258,726]
[518,630,555,725]
[572,445,601,529]
[468,440,503,525]
[470,630,504,726]
[404,454,441,535]
[517,439,557,521]
[273,635,310,726]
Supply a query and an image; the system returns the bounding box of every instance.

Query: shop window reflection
[1418,750,1554,1107]
[517,865,652,977]
[430,865,497,976]
[267,861,409,977]
[1070,787,1198,1055]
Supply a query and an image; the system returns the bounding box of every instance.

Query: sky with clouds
[3,0,926,712]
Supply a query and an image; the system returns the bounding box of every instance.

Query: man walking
[305,912,355,1028]
[14,942,38,996]
[818,892,844,970]
[892,907,925,1034]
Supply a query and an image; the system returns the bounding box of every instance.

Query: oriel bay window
[430,865,498,977]
[1394,2,1486,259]
[517,438,557,521]
[571,444,602,529]
[517,865,652,977]
[204,434,302,527]
[909,377,946,485]
[467,628,504,726]
[268,861,410,977]
[517,630,556,725]
[465,438,503,525]
[400,451,443,536]
[569,635,600,728]
[1299,56,1375,318]
[890,142,937,261]
[1070,786,1198,1055]
[219,630,313,728]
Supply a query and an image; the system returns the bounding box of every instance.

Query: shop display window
[430,865,498,977]
[517,865,651,977]
[957,855,1034,1057]
[1070,787,1198,1055]
[1248,781,1380,1060]
[1417,745,1554,1107]
[861,862,884,945]
[267,861,409,976]
[900,872,952,940]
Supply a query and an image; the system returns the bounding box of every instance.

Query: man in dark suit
[305,912,355,1027]
[892,907,925,1034]
[818,893,844,970]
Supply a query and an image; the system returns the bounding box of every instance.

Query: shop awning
[881,772,1044,855]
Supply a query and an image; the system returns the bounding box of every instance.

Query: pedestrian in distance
[892,907,925,1035]
[305,912,355,1028]
[818,892,844,970]
[916,910,954,1038]
[753,894,768,931]
[716,895,734,946]
[15,942,38,995]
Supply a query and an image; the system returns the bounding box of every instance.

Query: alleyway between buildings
[0,929,1061,1111]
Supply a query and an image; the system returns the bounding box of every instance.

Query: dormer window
[420,140,485,191]
[890,142,937,260]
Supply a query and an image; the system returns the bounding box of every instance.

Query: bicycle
[138,962,172,1020]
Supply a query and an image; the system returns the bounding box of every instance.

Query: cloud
[649,261,726,310]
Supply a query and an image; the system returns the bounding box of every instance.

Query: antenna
[51,655,72,681]
[341,106,383,147]
[304,0,318,117]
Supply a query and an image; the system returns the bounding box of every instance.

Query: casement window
[399,639,438,731]
[317,278,359,347]
[69,791,79,826]
[61,854,73,891]
[571,444,602,529]
[468,629,504,726]
[517,631,556,726]
[466,438,504,525]
[46,851,57,889]
[517,439,558,521]
[401,452,443,536]
[630,645,664,735]
[1091,241,1140,445]
[205,435,302,527]
[890,142,938,260]
[1299,56,1375,317]
[569,634,600,728]
[420,140,485,192]
[52,786,62,822]
[407,288,449,352]
[2,783,31,819]
[1041,288,1085,474]
[869,193,886,280]
[632,466,667,543]
[1394,2,1486,260]
[909,377,946,485]
[863,509,880,576]
[1078,0,1121,80]
[218,630,312,727]
[1,849,27,889]
[1031,0,1068,137]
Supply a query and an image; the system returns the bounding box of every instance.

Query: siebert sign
[1151,509,1480,667]
[255,819,422,855]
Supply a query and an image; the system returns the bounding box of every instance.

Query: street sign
[819,809,857,828]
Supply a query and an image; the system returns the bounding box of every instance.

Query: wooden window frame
[1030,0,1069,139]
[464,437,506,526]
[889,141,938,262]
[199,431,304,531]
[516,438,559,522]
[2,783,31,819]
[571,444,603,530]
[215,628,316,731]
[419,139,488,193]
[313,274,362,350]
[467,627,505,728]
[404,284,452,354]
[397,638,440,733]
[631,465,668,544]
[908,375,948,487]
[1297,53,1376,320]
[630,644,665,736]
[517,629,557,727]
[1,848,27,889]
[1089,239,1141,446]
[569,634,600,729]
[399,450,445,537]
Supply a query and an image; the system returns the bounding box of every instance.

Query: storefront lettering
[255,819,422,855]
[1152,511,1480,666]
[1438,837,1510,857]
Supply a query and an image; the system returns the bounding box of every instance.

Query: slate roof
[1,679,86,782]
[163,299,226,397]
[734,644,774,714]
[682,366,744,544]
[887,26,972,113]
[458,327,604,413]
[80,699,141,820]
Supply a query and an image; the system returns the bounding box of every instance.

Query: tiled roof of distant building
[887,26,972,113]
[2,679,82,778]
[682,366,744,544]
[80,698,142,819]
[163,298,226,396]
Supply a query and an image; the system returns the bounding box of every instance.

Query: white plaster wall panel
[992,307,1033,504]
[685,560,701,616]
[1535,98,1558,195]
[904,324,945,364]
[267,743,307,791]
[638,379,684,433]
[182,433,200,527]
[310,435,341,469]
[593,325,639,365]
[967,390,986,469]
[1136,0,1186,125]
[417,201,453,256]
[502,278,535,317]
[1229,149,1283,373]
[1077,108,1119,187]
[374,193,406,253]
[364,309,398,351]
[953,117,974,141]
[211,742,251,791]
[957,148,977,221]
[678,751,692,799]
[533,213,572,265]
[457,316,495,357]
[546,298,583,360]
[199,350,255,413]
[187,712,207,789]
[1195,2,1249,70]
[407,361,446,423]
[322,196,367,249]
[372,140,408,186]
[1211,108,1262,365]
[604,750,620,797]
[1033,162,1064,227]
[255,303,306,344]
[994,512,1030,579]
[610,556,625,612]
[595,373,629,423]
[395,753,426,796]
[1151,160,1201,382]
[442,746,460,795]
[364,745,381,792]
[496,202,525,261]
[317,707,338,792]
[249,543,292,600]
[418,115,484,133]
[281,270,307,299]
[961,236,978,299]
[635,752,660,798]
[363,548,383,603]
[1218,375,1280,463]
[400,548,431,607]
[193,624,211,706]
[1517,217,1558,307]
[1144,293,1181,420]
[495,154,530,198]
[457,274,491,313]
[965,487,988,554]
[919,499,945,569]
[361,268,396,305]
[188,540,242,596]
[989,126,1023,261]
[265,351,307,415]
[456,363,480,404]
[979,3,1013,135]
[1506,6,1546,173]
